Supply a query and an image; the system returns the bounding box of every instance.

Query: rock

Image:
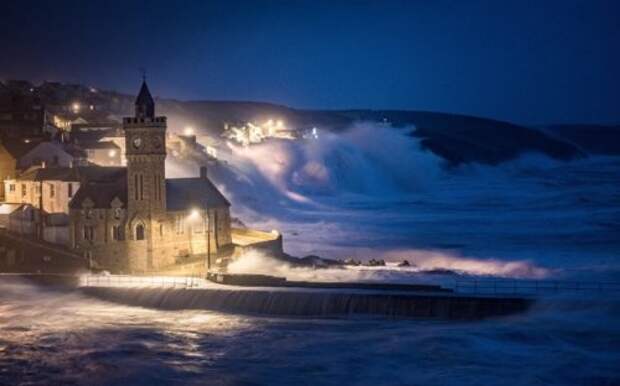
[366,259,386,267]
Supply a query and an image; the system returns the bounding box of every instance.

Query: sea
[1,123,619,385]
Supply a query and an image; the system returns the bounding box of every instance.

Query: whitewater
[2,123,620,385]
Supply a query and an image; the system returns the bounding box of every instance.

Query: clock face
[132,137,142,149]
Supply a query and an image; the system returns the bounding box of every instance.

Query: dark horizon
[2,0,619,125]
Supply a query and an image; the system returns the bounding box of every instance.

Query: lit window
[175,215,184,234]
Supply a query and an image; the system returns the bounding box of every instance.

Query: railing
[80,274,205,289]
[454,279,620,296]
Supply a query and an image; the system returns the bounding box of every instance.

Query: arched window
[135,224,145,240]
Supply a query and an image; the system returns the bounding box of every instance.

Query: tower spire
[134,77,154,119]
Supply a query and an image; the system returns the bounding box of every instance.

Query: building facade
[68,81,232,273]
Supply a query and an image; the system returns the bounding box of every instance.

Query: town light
[184,126,194,136]
[188,208,200,221]
[108,150,117,157]
[72,102,81,113]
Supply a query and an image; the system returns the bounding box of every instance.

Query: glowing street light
[71,102,81,113]
[187,208,212,272]
[188,208,200,221]
[184,126,195,136]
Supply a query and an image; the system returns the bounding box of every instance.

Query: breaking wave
[226,249,549,282]
[169,122,620,280]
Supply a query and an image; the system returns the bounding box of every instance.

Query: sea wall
[81,286,533,320]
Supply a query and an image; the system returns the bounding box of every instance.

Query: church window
[112,225,124,241]
[159,223,163,237]
[68,183,73,197]
[21,184,26,197]
[175,215,184,234]
[9,184,15,192]
[135,224,145,240]
[49,184,55,198]
[83,226,94,241]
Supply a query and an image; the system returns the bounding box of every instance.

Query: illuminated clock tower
[123,79,167,268]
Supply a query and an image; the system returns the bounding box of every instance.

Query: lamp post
[190,208,211,275]
[205,207,211,273]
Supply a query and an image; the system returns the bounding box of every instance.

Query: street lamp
[188,208,211,273]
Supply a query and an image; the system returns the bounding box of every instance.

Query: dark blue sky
[2,0,619,124]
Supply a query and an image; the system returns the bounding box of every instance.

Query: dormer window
[114,208,122,219]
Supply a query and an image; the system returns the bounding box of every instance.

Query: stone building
[0,138,42,201]
[81,141,122,166]
[67,81,233,273]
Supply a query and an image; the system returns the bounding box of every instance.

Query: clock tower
[123,80,167,267]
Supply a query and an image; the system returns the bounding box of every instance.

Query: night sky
[2,0,619,124]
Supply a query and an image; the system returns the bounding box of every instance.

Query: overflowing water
[1,278,619,385]
[3,123,620,384]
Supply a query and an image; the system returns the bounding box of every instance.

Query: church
[68,81,233,273]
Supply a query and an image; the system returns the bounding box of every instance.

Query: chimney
[200,166,207,179]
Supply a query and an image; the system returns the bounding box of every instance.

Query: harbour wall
[80,286,533,320]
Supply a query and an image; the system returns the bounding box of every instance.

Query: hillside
[158,100,584,165]
[2,80,609,165]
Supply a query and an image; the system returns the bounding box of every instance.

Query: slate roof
[0,138,43,159]
[135,81,154,107]
[17,165,126,183]
[18,166,80,182]
[166,177,230,211]
[69,179,127,209]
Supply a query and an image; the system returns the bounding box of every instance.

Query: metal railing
[80,274,205,289]
[454,279,620,295]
